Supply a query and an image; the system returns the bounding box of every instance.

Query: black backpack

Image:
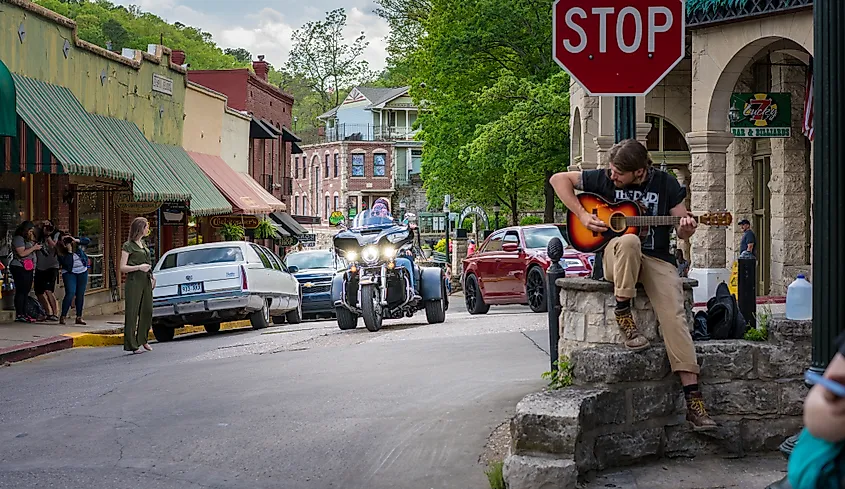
[706,282,748,340]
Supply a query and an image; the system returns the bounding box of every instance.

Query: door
[498,230,526,298]
[248,244,275,296]
[753,155,771,296]
[476,231,504,298]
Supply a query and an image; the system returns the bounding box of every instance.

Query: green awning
[149,143,232,217]
[0,61,14,137]
[88,114,191,203]
[11,73,132,180]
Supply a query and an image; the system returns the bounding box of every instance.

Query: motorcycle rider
[370,198,421,298]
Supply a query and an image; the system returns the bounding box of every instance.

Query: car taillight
[241,265,248,290]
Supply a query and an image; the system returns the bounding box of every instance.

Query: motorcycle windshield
[351,209,395,229]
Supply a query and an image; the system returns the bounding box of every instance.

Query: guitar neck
[625,215,696,227]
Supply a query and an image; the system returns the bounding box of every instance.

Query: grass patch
[486,460,505,489]
[744,303,773,341]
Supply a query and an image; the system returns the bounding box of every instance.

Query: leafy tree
[286,8,372,112]
[101,18,129,50]
[224,47,252,63]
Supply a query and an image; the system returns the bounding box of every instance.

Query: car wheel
[336,307,358,330]
[286,296,303,324]
[204,323,221,334]
[425,276,447,324]
[526,267,548,313]
[152,324,175,342]
[250,300,270,330]
[464,274,490,315]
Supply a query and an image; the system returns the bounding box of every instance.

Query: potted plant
[221,223,245,241]
[254,218,276,239]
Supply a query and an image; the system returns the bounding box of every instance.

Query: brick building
[188,57,300,208]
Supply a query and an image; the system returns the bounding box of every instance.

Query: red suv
[461,224,593,314]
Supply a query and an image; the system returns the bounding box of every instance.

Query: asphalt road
[0,302,549,489]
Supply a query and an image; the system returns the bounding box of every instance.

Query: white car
[151,241,301,342]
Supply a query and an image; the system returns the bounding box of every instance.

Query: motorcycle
[330,210,447,332]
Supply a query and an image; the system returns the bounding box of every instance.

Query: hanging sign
[278,235,299,247]
[210,215,260,229]
[161,203,187,226]
[729,92,792,138]
[116,192,162,215]
[329,211,345,226]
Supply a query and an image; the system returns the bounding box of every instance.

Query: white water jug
[785,274,812,321]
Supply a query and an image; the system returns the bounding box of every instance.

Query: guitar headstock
[698,212,733,227]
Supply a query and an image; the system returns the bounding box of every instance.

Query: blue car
[284,249,346,320]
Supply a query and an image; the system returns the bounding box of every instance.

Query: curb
[1,319,254,364]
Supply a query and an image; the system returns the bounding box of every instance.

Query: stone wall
[556,278,696,360]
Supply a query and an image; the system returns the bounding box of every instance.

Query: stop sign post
[553,1,686,96]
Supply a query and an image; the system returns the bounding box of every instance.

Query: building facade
[298,86,425,229]
[568,0,814,300]
[188,60,298,208]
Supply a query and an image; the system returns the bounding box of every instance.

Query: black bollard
[547,237,566,372]
[737,253,757,329]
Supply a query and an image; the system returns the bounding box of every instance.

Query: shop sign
[161,203,187,226]
[152,74,173,96]
[299,233,316,248]
[729,92,792,138]
[329,211,345,226]
[278,235,299,247]
[210,215,260,229]
[0,189,15,223]
[348,207,358,219]
[116,192,162,215]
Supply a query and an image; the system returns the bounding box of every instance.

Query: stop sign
[553,0,685,96]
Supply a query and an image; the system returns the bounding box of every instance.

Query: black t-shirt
[582,168,686,264]
[741,229,757,256]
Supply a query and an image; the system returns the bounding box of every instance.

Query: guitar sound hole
[609,213,627,232]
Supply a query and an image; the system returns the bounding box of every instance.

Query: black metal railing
[687,0,813,28]
[299,123,417,146]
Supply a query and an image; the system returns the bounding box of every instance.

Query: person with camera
[56,232,91,325]
[35,220,61,321]
[10,221,41,323]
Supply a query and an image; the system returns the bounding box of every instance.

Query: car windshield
[523,227,569,249]
[159,246,243,270]
[285,252,336,270]
[351,209,395,229]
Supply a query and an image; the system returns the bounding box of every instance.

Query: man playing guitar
[550,139,716,431]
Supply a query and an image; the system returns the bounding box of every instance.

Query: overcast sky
[113,0,390,72]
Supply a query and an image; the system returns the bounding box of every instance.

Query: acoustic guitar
[566,192,733,253]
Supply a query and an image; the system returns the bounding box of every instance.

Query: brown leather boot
[686,391,718,431]
[614,307,650,351]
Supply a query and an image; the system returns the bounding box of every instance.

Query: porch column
[636,122,652,147]
[594,135,615,169]
[686,130,734,303]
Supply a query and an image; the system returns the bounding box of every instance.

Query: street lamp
[492,203,501,229]
[293,116,298,132]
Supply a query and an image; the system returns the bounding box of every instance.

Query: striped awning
[0,61,14,137]
[11,73,132,180]
[149,143,232,217]
[88,114,191,203]
[1,117,63,174]
[236,172,286,212]
[188,151,274,214]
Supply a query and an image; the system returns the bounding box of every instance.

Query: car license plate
[180,282,203,295]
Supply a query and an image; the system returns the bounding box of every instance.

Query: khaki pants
[603,234,699,374]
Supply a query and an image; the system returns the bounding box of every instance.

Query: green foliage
[254,219,276,239]
[686,0,749,14]
[434,238,447,253]
[461,218,474,231]
[541,357,574,390]
[520,216,543,226]
[224,48,252,63]
[744,304,773,341]
[220,223,245,241]
[485,461,505,489]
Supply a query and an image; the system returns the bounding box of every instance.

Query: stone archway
[687,10,814,299]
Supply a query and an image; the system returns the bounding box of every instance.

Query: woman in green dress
[120,217,155,354]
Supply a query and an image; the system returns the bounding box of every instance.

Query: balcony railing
[299,124,418,146]
[687,0,812,28]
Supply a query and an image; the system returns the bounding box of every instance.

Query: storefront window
[77,191,105,290]
[0,175,27,301]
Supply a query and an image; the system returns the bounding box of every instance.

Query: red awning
[237,172,286,212]
[187,151,274,214]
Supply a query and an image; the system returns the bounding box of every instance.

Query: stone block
[630,382,685,422]
[756,343,812,380]
[511,388,609,456]
[578,389,628,429]
[664,420,743,458]
[695,341,757,382]
[741,417,803,453]
[561,311,587,342]
[767,318,812,344]
[594,428,664,469]
[702,381,780,416]
[571,345,671,384]
[778,380,809,416]
[503,455,578,489]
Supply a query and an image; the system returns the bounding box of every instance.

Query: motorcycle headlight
[382,246,395,259]
[387,230,410,243]
[361,246,379,264]
[345,250,358,262]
